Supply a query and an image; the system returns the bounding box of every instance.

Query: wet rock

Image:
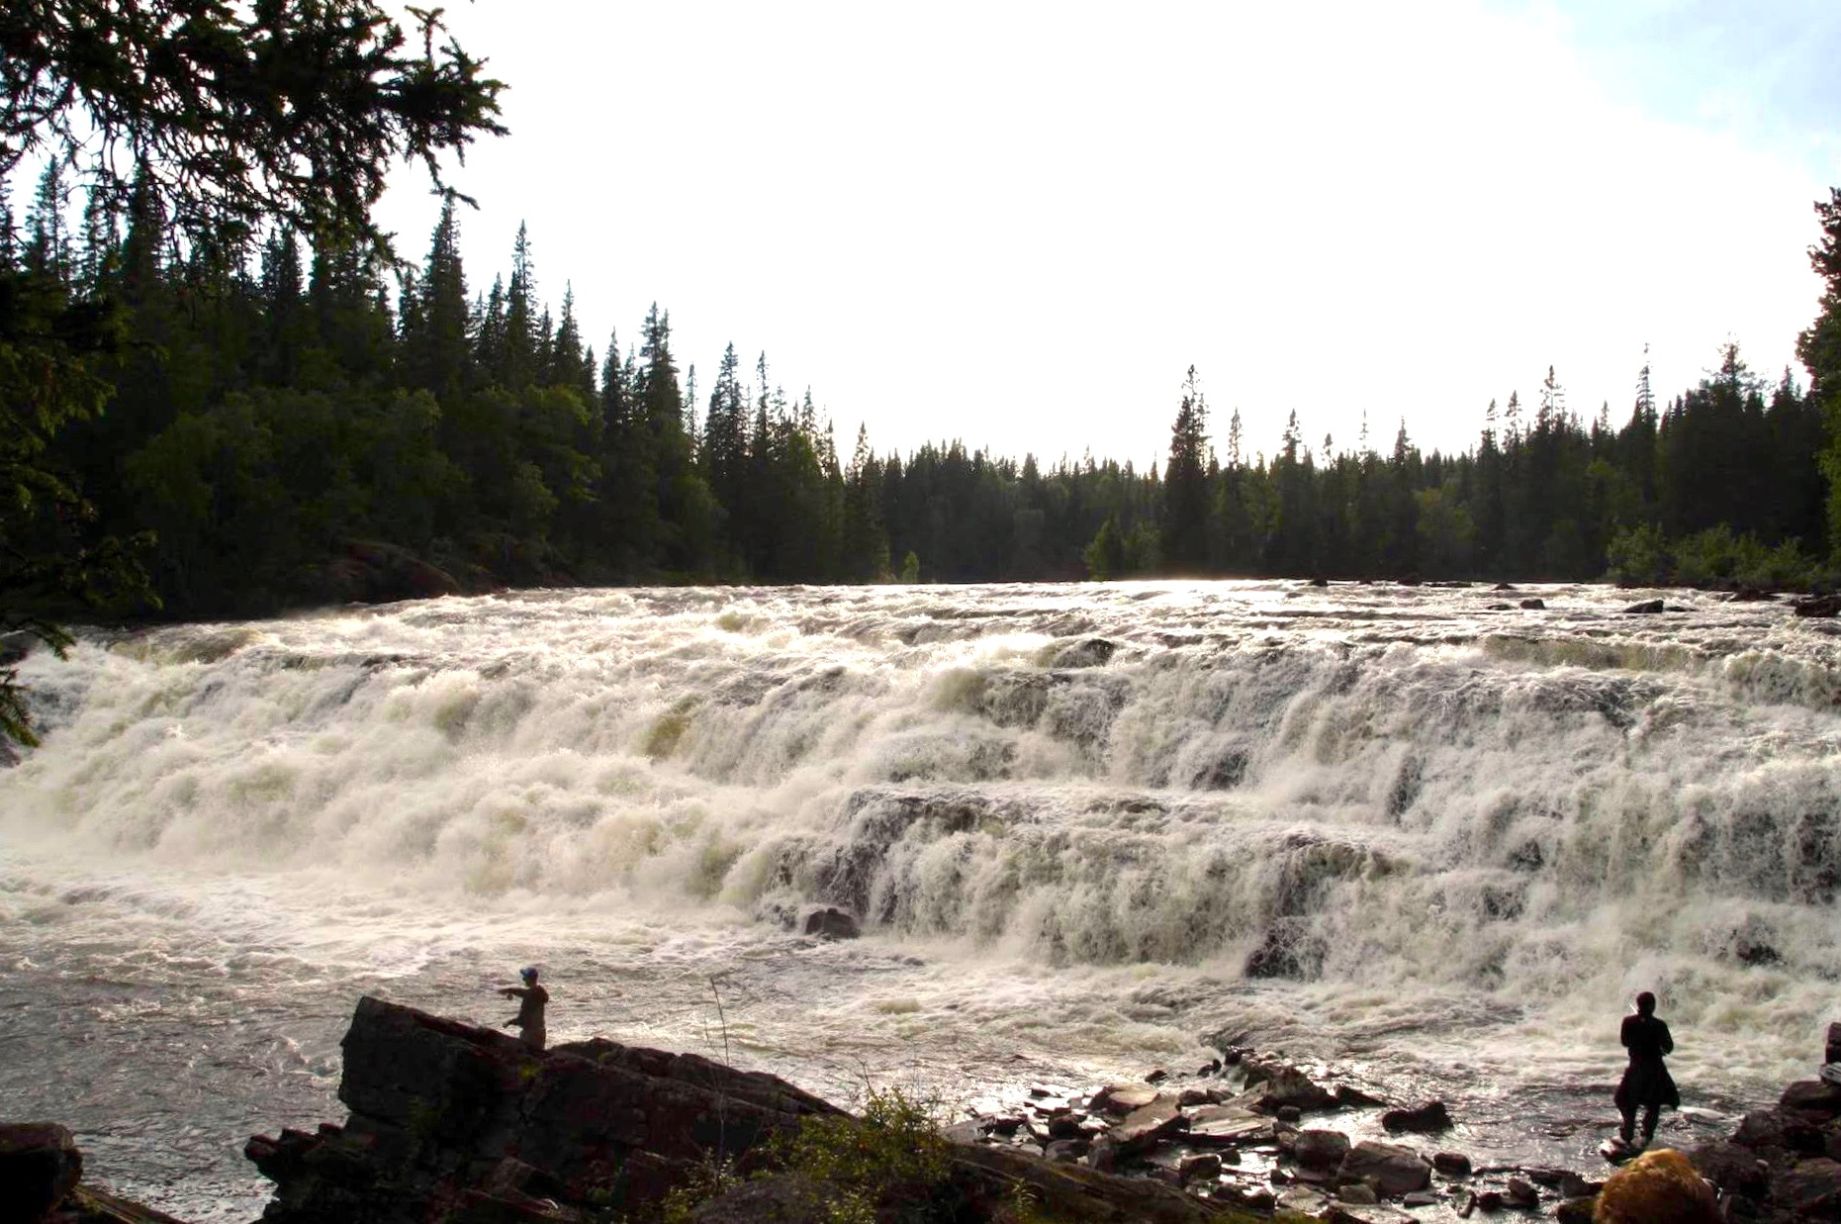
[1177,1088,1212,1107]
[1380,1099,1451,1134]
[1182,1104,1270,1148]
[1774,1156,1841,1215]
[1050,638,1117,668]
[1041,1139,1086,1163]
[1294,1129,1352,1170]
[1091,1083,1160,1116]
[1432,1151,1472,1177]
[1275,1105,1302,1123]
[1554,1197,1595,1224]
[0,1122,82,1221]
[1241,1056,1337,1111]
[1780,1078,1841,1117]
[1727,587,1776,602]
[1556,1171,1597,1199]
[1624,598,1666,614]
[1334,1083,1388,1108]
[1339,1140,1432,1196]
[1046,1114,1084,1140]
[1519,598,1545,610]
[1464,1189,1503,1213]
[1179,1152,1221,1181]
[1085,1137,1118,1173]
[1493,582,1517,591]
[801,906,860,940]
[1793,594,1841,617]
[1486,602,1512,611]
[1734,1107,1824,1155]
[1402,1189,1439,1207]
[1827,1021,1841,1064]
[1338,1181,1380,1204]
[1309,577,1329,587]
[1503,1176,1537,1207]
[1144,1068,1168,1084]
[1594,1148,1719,1224]
[1686,1141,1769,1197]
[1108,1098,1185,1156]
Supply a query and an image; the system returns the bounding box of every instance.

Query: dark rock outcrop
[800,907,860,940]
[248,997,1219,1224]
[1793,594,1841,618]
[1625,598,1666,614]
[0,1121,185,1224]
[1379,1098,1451,1134]
[1519,597,1546,610]
[322,540,464,605]
[1,1123,82,1222]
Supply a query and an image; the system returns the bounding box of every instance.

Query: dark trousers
[1619,1102,1659,1144]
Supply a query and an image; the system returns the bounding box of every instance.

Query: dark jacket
[1614,1013,1679,1110]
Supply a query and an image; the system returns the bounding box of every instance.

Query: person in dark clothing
[1614,991,1677,1147]
[500,966,549,1052]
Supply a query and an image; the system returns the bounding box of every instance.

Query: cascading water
[2,580,1837,1218]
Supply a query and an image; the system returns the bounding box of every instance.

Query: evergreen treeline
[7,166,1840,617]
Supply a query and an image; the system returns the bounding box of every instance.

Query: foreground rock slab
[247,997,1223,1223]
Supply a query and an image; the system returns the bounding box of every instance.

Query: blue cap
[520,966,539,982]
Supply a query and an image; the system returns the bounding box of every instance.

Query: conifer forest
[8,167,1841,621]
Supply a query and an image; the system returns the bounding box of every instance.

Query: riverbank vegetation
[6,184,1841,613]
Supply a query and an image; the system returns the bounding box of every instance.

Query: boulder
[1431,1150,1472,1177]
[1338,1140,1432,1196]
[1240,1056,1337,1111]
[1554,1197,1595,1224]
[1773,1156,1841,1216]
[1624,599,1666,614]
[1294,1128,1352,1170]
[1178,1152,1221,1181]
[1794,594,1841,618]
[1503,1175,1537,1207]
[1519,598,1545,610]
[1379,1099,1451,1134]
[1041,1139,1086,1163]
[1046,1113,1084,1141]
[1780,1078,1841,1117]
[802,906,860,940]
[1337,1182,1379,1204]
[1593,1148,1719,1224]
[1486,602,1512,611]
[323,539,464,604]
[1051,638,1118,669]
[1686,1141,1769,1198]
[1108,1098,1185,1156]
[1826,1021,1841,1065]
[1091,1083,1160,1116]
[0,1123,82,1221]
[1493,582,1517,591]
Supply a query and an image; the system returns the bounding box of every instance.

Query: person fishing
[500,966,549,1052]
[1614,990,1677,1149]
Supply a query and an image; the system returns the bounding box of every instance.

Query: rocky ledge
[1,1122,185,1224]
[242,996,1220,1223]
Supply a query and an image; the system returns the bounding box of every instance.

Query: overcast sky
[375,0,1841,468]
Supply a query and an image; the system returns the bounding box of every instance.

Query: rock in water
[1594,1148,1720,1224]
[1380,1099,1451,1133]
[1794,594,1841,618]
[1294,1128,1351,1170]
[1624,598,1666,614]
[1338,1139,1432,1196]
[802,906,860,939]
[0,1123,82,1221]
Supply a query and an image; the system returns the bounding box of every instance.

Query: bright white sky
[375,0,1841,468]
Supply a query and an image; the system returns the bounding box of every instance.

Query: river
[1,581,1836,1219]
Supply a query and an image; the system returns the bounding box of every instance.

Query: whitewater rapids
[2,580,1837,1217]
